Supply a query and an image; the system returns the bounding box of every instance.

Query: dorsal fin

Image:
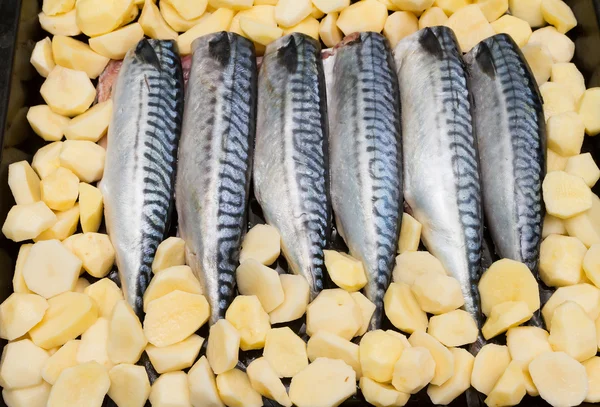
[135,39,161,71]
[277,34,299,73]
[418,28,444,60]
[208,31,231,67]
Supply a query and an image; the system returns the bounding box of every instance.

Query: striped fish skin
[328,32,403,330]
[177,32,257,325]
[254,33,330,299]
[393,27,484,327]
[101,39,184,317]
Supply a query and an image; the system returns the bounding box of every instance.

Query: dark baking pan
[1,1,600,406]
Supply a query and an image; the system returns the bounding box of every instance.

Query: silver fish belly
[176,32,257,325]
[101,39,184,316]
[394,27,484,322]
[328,32,403,330]
[254,33,330,299]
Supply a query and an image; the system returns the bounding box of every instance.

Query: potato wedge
[107,300,146,365]
[143,265,202,311]
[0,293,48,341]
[225,295,270,351]
[426,348,474,405]
[146,334,204,373]
[269,274,310,324]
[149,371,191,407]
[52,36,109,80]
[75,0,135,37]
[40,67,95,117]
[27,105,69,142]
[108,364,151,407]
[289,358,356,407]
[89,23,145,60]
[39,10,81,36]
[41,340,79,385]
[306,289,362,340]
[1,202,57,242]
[264,327,308,378]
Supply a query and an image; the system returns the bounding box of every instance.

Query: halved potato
[52,36,109,79]
[89,23,145,60]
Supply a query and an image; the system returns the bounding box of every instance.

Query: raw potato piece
[143,265,202,311]
[161,2,207,32]
[225,295,270,351]
[152,236,186,273]
[434,0,470,14]
[427,348,474,405]
[391,0,434,12]
[240,18,282,46]
[23,240,81,299]
[264,327,308,378]
[509,0,544,27]
[319,13,343,48]
[230,4,278,36]
[209,0,252,10]
[34,204,80,241]
[546,112,585,157]
[188,356,224,407]
[70,233,115,278]
[383,11,419,49]
[419,7,448,29]
[408,331,454,386]
[207,319,240,375]
[506,327,552,364]
[540,82,576,119]
[30,37,55,78]
[528,26,575,63]
[59,140,106,183]
[542,284,600,329]
[32,141,62,179]
[392,251,446,285]
[566,153,600,187]
[282,17,320,41]
[0,339,49,389]
[0,293,48,341]
[2,381,51,407]
[491,15,533,47]
[51,36,109,80]
[236,259,284,313]
[307,331,361,377]
[41,340,79,385]
[541,0,577,33]
[324,250,367,292]
[108,364,151,407]
[247,357,292,407]
[144,290,210,347]
[529,352,588,407]
[107,300,147,365]
[289,358,356,407]
[2,202,57,242]
[359,330,406,383]
[47,362,110,407]
[177,8,235,55]
[478,258,540,316]
[306,289,362,339]
[79,183,103,233]
[547,149,568,173]
[584,357,600,402]
[139,0,178,40]
[427,310,478,347]
[351,292,376,336]
[75,0,135,36]
[89,23,145,60]
[521,44,553,85]
[360,377,410,407]
[584,244,600,287]
[578,88,600,136]
[8,161,41,205]
[77,317,111,368]
[384,282,428,333]
[274,0,311,27]
[336,0,388,36]
[29,292,98,349]
[539,234,587,287]
[40,167,79,211]
[313,0,349,13]
[269,274,310,324]
[146,334,204,373]
[397,213,422,254]
[485,361,527,407]
[149,371,191,407]
[13,244,32,294]
[40,67,96,117]
[411,272,464,314]
[27,105,69,142]
[84,279,123,318]
[543,171,592,219]
[471,344,511,396]
[482,301,533,340]
[216,369,262,407]
[169,0,208,18]
[74,277,89,293]
[392,346,435,394]
[565,193,600,247]
[548,301,597,361]
[38,10,81,36]
[476,0,508,22]
[551,63,586,102]
[444,5,494,52]
[64,100,112,142]
[239,224,281,266]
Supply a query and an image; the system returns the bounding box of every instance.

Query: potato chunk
[41,340,79,385]
[144,290,209,347]
[351,292,376,336]
[38,10,81,36]
[384,11,419,49]
[225,295,270,351]
[206,319,240,375]
[418,7,448,28]
[143,265,202,311]
[482,301,532,340]
[89,23,145,60]
[539,234,587,287]
[77,317,111,369]
[434,0,470,14]
[216,369,262,407]
[274,0,311,27]
[269,274,310,324]
[427,310,478,347]
[336,0,388,36]
[139,0,178,40]
[177,8,235,55]
[409,331,454,386]
[152,237,186,273]
[541,0,577,33]
[324,250,367,292]
[146,334,203,373]
[2,202,57,242]
[578,88,600,136]
[27,105,69,142]
[509,0,544,27]
[529,352,588,407]
[108,364,150,407]
[506,327,552,364]
[360,377,410,407]
[75,0,135,36]
[0,293,48,341]
[239,224,280,266]
[584,357,600,402]
[264,327,308,378]
[392,346,435,394]
[107,300,146,365]
[149,371,191,407]
[2,381,51,407]
[78,183,103,233]
[564,193,600,247]
[289,358,356,407]
[30,37,55,78]
[546,112,584,157]
[319,12,343,48]
[64,100,112,143]
[543,284,600,330]
[551,63,586,102]
[478,258,540,316]
[69,233,115,278]
[384,282,428,333]
[40,67,95,117]
[247,357,292,407]
[307,331,361,377]
[282,16,320,41]
[476,0,508,21]
[444,5,494,52]
[47,362,110,407]
[412,272,464,314]
[0,339,49,389]
[40,167,79,212]
[8,161,41,205]
[584,244,600,287]
[521,43,553,85]
[12,244,32,294]
[485,361,527,407]
[306,288,362,339]
[359,330,406,383]
[59,140,106,183]
[32,141,62,179]
[566,153,600,187]
[392,251,446,285]
[548,301,597,361]
[236,259,284,313]
[529,26,575,63]
[396,213,422,254]
[471,344,511,395]
[52,36,109,80]
[541,82,576,119]
[188,356,224,407]
[490,16,531,47]
[34,204,79,242]
[427,348,474,405]
[543,171,592,220]
[83,278,122,318]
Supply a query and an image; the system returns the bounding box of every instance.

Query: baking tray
[1,0,600,406]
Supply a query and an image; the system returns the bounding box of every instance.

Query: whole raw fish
[101,39,184,316]
[327,32,403,330]
[254,33,330,299]
[177,32,257,325]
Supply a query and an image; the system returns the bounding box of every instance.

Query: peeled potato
[41,340,79,385]
[584,244,600,287]
[384,282,428,333]
[542,283,600,329]
[143,265,202,311]
[2,381,51,407]
[51,36,109,80]
[476,0,508,21]
[40,167,79,212]
[40,67,96,117]
[8,161,41,205]
[1,202,57,242]
[152,237,186,273]
[289,358,356,407]
[240,17,284,46]
[306,288,362,340]
[539,234,587,287]
[324,250,367,292]
[318,13,343,48]
[359,329,406,383]
[419,7,448,28]
[351,292,376,336]
[546,111,585,157]
[548,301,597,362]
[107,300,146,365]
[313,0,349,13]
[139,0,178,40]
[225,295,270,351]
[509,0,544,27]
[307,331,361,377]
[75,0,135,36]
[0,293,48,341]
[273,0,311,27]
[76,317,112,369]
[543,171,592,220]
[578,88,600,136]
[236,259,284,313]
[64,100,112,143]
[0,339,48,390]
[426,348,474,405]
[397,213,422,253]
[78,183,103,233]
[521,43,554,86]
[434,0,470,14]
[74,277,89,293]
[269,274,310,324]
[38,10,81,36]
[551,63,586,102]
[529,352,588,407]
[12,244,32,294]
[360,376,410,407]
[146,334,204,373]
[528,26,575,63]
[177,8,236,55]
[485,361,527,407]
[83,278,123,318]
[444,4,494,52]
[246,357,292,407]
[239,224,281,266]
[564,193,600,247]
[89,23,145,60]
[27,105,69,142]
[59,140,106,183]
[43,0,75,17]
[427,309,478,347]
[541,0,577,33]
[69,233,115,278]
[411,272,464,315]
[264,327,308,378]
[188,356,223,407]
[149,371,191,407]
[540,82,576,119]
[32,141,62,180]
[408,331,454,386]
[384,11,419,49]
[34,204,79,242]
[108,364,151,407]
[30,37,55,78]
[566,153,600,187]
[392,346,435,394]
[392,251,446,285]
[491,15,532,47]
[506,327,552,364]
[282,16,319,40]
[216,369,262,407]
[207,319,240,375]
[482,301,533,340]
[336,0,388,36]
[471,344,512,396]
[47,362,109,407]
[167,0,208,18]
[583,357,600,402]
